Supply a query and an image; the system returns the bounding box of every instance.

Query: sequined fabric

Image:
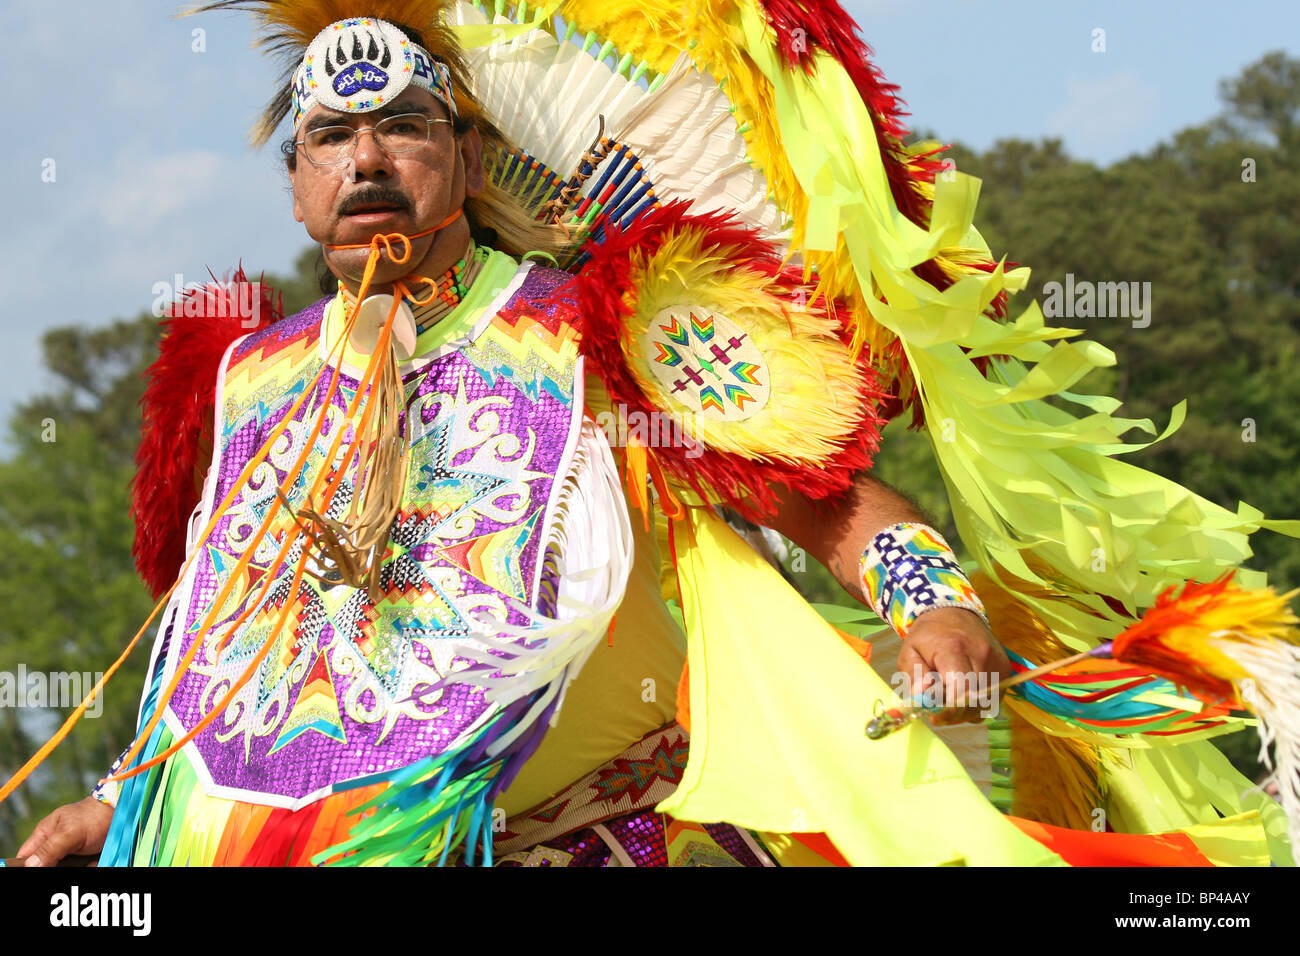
[158,261,586,805]
[469,723,775,867]
[488,812,773,868]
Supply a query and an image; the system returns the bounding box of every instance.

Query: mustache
[338,186,412,216]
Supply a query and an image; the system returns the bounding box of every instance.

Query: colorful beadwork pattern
[494,724,691,854]
[340,243,480,334]
[641,306,770,420]
[483,811,771,867]
[466,722,773,867]
[156,260,582,807]
[859,522,988,637]
[291,18,456,128]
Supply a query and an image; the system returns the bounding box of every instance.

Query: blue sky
[0,0,1295,428]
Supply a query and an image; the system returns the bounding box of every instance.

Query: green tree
[0,325,157,849]
[0,259,326,850]
[1219,49,1300,150]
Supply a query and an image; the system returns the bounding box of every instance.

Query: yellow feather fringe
[621,225,871,467]
[545,0,1004,390]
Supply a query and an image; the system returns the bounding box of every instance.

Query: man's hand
[760,473,1007,724]
[896,607,1010,724]
[17,796,114,867]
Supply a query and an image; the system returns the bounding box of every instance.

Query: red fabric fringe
[132,268,281,598]
[568,200,890,522]
[758,0,939,225]
[758,0,1015,430]
[1009,816,1215,867]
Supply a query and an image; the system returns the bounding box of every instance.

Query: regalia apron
[101,249,631,866]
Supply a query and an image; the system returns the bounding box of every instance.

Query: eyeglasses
[295,113,453,166]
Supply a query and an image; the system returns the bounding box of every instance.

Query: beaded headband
[291,17,456,129]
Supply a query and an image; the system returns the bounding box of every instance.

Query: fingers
[25,822,83,868]
[16,816,57,860]
[987,641,1014,680]
[897,614,1008,713]
[18,798,112,867]
[899,631,975,704]
[933,647,975,707]
[896,642,931,701]
[958,627,1009,680]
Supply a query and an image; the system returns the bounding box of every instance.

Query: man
[18,8,1011,867]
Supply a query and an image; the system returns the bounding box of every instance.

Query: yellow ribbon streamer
[658,507,1063,866]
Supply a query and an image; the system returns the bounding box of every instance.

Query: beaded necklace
[339,240,485,335]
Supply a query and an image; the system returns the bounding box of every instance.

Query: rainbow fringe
[100,668,559,867]
[1006,651,1236,739]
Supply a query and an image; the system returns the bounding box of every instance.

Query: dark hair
[315,249,335,296]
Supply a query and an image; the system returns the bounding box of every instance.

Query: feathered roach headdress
[184,1,479,145]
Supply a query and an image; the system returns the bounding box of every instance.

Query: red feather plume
[758,0,939,226]
[131,268,281,598]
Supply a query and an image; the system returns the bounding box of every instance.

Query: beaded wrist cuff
[859,522,987,637]
[90,746,130,809]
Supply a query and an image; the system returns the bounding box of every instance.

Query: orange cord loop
[393,276,441,307]
[0,209,468,798]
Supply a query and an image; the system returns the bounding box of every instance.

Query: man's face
[288,86,484,281]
